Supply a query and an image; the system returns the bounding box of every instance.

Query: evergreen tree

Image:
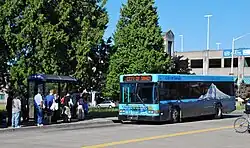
[169,55,191,74]
[104,0,172,98]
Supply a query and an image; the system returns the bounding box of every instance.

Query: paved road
[0,112,249,148]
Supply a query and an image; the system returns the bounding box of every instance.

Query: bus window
[120,83,156,104]
[137,83,156,104]
[189,83,203,98]
[213,82,234,96]
[199,83,211,96]
[159,82,178,100]
[120,83,136,103]
[177,83,189,99]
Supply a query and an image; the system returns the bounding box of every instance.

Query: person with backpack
[62,93,73,122]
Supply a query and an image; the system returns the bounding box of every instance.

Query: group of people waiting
[34,89,89,126]
[3,88,89,128]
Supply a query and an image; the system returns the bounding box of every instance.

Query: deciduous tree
[0,0,109,94]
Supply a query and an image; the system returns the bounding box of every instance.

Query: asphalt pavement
[0,111,249,148]
[0,117,118,133]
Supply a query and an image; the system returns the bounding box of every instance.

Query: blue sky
[104,0,250,52]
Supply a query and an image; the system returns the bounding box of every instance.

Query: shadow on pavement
[120,114,242,126]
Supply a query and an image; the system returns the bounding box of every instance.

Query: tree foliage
[169,55,191,74]
[104,0,172,98]
[0,0,109,94]
[84,37,114,92]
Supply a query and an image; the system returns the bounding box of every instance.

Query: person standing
[6,93,13,127]
[12,96,21,128]
[44,90,55,124]
[63,93,72,122]
[34,90,43,126]
[77,95,85,120]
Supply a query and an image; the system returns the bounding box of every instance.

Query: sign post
[223,48,250,86]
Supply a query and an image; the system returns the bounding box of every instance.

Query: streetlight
[230,32,250,75]
[203,14,212,75]
[216,43,221,50]
[179,35,184,52]
[204,14,212,50]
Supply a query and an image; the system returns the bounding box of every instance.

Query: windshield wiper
[135,83,146,105]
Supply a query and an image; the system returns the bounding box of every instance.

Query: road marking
[82,125,234,148]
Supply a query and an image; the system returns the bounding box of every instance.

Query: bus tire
[171,107,180,123]
[214,104,222,119]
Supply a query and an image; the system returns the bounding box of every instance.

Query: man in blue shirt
[44,90,54,124]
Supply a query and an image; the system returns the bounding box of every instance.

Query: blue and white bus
[118,74,236,123]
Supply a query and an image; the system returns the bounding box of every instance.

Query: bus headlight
[148,110,160,114]
[119,109,125,113]
[148,110,154,114]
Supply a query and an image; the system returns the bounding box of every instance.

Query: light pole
[204,14,212,50]
[179,35,184,52]
[216,43,221,50]
[203,14,212,75]
[230,32,250,75]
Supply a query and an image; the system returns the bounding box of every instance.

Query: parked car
[96,100,116,108]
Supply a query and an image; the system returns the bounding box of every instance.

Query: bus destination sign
[123,75,152,82]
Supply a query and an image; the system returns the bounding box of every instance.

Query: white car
[96,100,116,108]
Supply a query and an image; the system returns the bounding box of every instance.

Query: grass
[88,107,118,119]
[0,104,6,111]
[236,101,245,110]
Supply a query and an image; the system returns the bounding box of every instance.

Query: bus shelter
[27,74,78,122]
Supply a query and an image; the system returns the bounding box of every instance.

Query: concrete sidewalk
[0,117,120,133]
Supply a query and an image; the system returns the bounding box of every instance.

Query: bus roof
[120,74,235,82]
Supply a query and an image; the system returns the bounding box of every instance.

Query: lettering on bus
[159,75,181,81]
[123,75,152,82]
[122,105,151,112]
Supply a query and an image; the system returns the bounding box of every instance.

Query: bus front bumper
[118,115,160,122]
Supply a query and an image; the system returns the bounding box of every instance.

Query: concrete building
[163,30,175,56]
[175,48,250,83]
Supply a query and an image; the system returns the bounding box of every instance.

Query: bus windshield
[120,83,157,104]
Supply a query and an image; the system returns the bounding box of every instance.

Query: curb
[0,119,121,133]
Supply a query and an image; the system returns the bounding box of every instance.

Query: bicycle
[234,111,250,133]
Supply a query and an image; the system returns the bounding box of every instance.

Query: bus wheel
[214,104,222,119]
[171,108,180,123]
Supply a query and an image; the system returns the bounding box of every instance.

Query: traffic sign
[223,48,250,57]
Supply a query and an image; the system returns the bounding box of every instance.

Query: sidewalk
[0,117,119,133]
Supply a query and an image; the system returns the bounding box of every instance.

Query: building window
[209,59,221,68]
[244,57,250,67]
[0,94,5,100]
[224,58,238,67]
[190,59,203,68]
